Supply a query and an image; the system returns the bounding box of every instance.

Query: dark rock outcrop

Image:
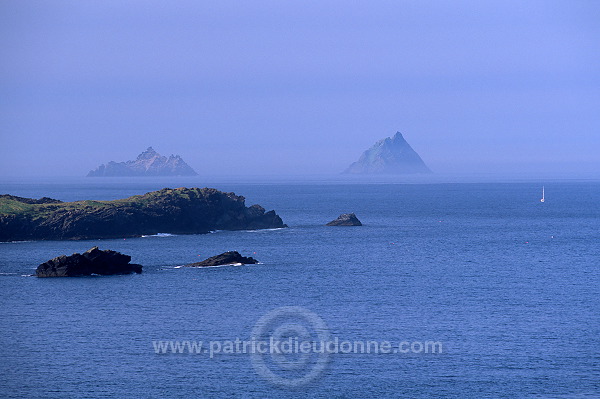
[36,247,142,277]
[0,187,287,241]
[186,251,258,267]
[87,147,197,177]
[344,132,431,174]
[326,213,362,226]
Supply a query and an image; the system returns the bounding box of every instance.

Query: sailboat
[540,186,545,203]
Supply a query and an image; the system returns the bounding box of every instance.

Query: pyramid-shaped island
[87,147,197,177]
[344,132,431,174]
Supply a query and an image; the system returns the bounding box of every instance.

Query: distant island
[87,147,197,177]
[344,132,431,174]
[0,188,286,241]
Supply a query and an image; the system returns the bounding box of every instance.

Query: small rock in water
[185,251,258,267]
[36,247,142,277]
[326,213,362,226]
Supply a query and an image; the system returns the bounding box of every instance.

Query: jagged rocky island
[185,251,259,267]
[36,247,143,277]
[344,131,431,174]
[0,188,286,241]
[87,147,197,177]
[326,213,362,226]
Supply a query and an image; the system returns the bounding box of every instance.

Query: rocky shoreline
[0,187,287,241]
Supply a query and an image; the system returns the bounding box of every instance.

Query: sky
[1,0,599,177]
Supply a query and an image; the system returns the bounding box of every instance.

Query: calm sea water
[1,178,599,398]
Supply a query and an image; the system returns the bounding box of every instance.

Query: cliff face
[87,147,198,177]
[344,132,431,174]
[0,187,286,241]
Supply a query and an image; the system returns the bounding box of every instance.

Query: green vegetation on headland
[0,187,286,241]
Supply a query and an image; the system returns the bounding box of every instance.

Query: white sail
[540,186,545,203]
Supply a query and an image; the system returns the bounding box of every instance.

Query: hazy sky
[1,0,599,177]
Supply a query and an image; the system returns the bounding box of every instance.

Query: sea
[0,176,599,398]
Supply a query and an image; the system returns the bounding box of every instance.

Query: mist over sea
[1,177,599,398]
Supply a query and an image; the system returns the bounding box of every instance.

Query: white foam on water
[244,228,286,233]
[184,262,251,269]
[141,233,176,238]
